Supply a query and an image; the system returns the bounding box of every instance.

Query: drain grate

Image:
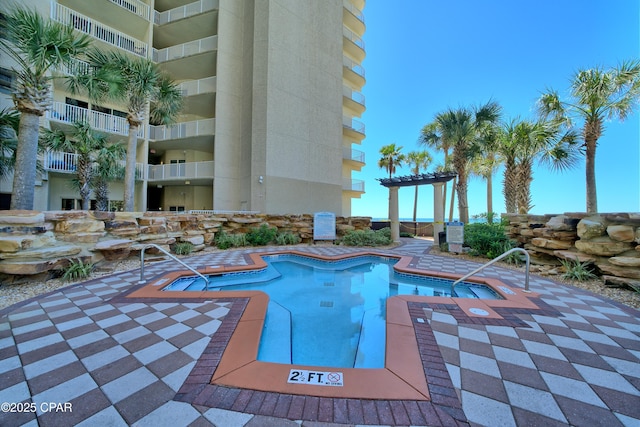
[319,300,334,308]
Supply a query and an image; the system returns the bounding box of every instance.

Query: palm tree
[498,119,525,213]
[41,121,109,210]
[0,109,20,180]
[406,150,432,221]
[0,6,91,210]
[377,143,405,178]
[469,143,500,222]
[419,122,454,220]
[92,144,126,211]
[68,48,182,211]
[537,60,640,213]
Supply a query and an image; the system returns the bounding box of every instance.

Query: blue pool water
[163,254,502,368]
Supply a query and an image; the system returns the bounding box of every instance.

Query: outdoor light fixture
[259,176,263,184]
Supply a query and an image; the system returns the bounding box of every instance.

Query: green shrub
[463,222,515,259]
[62,258,94,282]
[561,259,597,281]
[275,232,301,245]
[173,241,194,255]
[215,230,248,249]
[341,227,392,246]
[246,224,277,246]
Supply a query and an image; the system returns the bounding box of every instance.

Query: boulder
[577,217,607,239]
[0,211,45,226]
[553,250,597,263]
[0,233,56,252]
[531,238,572,250]
[606,225,635,242]
[597,262,640,280]
[546,215,577,231]
[95,239,134,261]
[575,237,632,256]
[180,235,205,245]
[608,256,640,268]
[57,232,104,243]
[0,244,82,260]
[602,275,640,292]
[0,258,71,275]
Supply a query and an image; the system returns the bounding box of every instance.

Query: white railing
[343,178,365,192]
[148,118,215,141]
[109,0,150,20]
[154,0,219,25]
[343,116,365,134]
[343,87,365,106]
[152,35,218,63]
[343,57,365,79]
[44,151,145,180]
[343,0,365,24]
[61,58,91,76]
[147,161,214,181]
[343,147,365,163]
[51,3,148,57]
[178,76,217,97]
[343,27,365,50]
[47,102,146,139]
[188,209,261,215]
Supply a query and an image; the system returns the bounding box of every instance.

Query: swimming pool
[162,254,502,368]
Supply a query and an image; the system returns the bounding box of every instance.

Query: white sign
[313,212,336,240]
[287,369,343,387]
[446,221,464,244]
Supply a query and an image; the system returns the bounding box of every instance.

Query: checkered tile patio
[1,239,638,426]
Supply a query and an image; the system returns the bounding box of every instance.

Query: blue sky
[352,0,640,219]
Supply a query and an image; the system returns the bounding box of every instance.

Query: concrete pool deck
[1,238,639,426]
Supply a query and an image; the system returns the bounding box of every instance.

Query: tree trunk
[77,155,92,210]
[448,176,456,222]
[486,173,493,222]
[457,172,469,224]
[585,137,598,213]
[412,185,418,221]
[503,161,517,213]
[10,112,41,210]
[123,124,138,212]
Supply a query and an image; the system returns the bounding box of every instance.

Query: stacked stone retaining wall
[0,211,371,276]
[503,212,640,290]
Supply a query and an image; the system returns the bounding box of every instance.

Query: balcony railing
[343,178,365,192]
[44,151,145,179]
[51,3,148,57]
[149,118,215,141]
[178,76,217,97]
[109,0,150,20]
[152,35,218,63]
[48,102,146,139]
[147,161,214,181]
[343,27,365,50]
[343,57,365,79]
[343,0,365,24]
[343,87,365,106]
[343,147,365,163]
[154,0,219,25]
[343,116,365,134]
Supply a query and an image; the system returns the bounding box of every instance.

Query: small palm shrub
[173,241,194,255]
[463,222,515,259]
[341,227,392,246]
[62,259,94,282]
[561,259,597,281]
[215,230,248,249]
[275,232,301,245]
[246,224,277,246]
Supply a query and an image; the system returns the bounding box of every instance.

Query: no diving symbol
[328,372,341,382]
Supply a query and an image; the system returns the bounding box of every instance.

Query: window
[170,159,186,177]
[0,68,14,93]
[169,206,185,212]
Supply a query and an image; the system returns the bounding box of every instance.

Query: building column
[389,186,400,243]
[433,182,444,244]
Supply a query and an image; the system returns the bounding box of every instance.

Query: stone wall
[0,211,371,276]
[503,213,640,290]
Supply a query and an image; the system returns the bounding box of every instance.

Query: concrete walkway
[1,239,638,426]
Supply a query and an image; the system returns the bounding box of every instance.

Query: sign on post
[446,221,464,253]
[313,212,336,241]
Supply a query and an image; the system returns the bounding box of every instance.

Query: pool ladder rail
[138,243,210,290]
[451,248,530,296]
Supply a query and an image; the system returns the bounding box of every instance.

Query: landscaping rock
[531,237,572,250]
[575,237,632,256]
[609,256,640,268]
[577,217,607,239]
[607,225,635,242]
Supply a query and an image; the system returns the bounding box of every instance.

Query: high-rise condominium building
[0,0,366,215]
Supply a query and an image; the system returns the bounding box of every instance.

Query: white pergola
[377,172,457,243]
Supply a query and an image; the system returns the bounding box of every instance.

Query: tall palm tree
[0,6,91,210]
[431,101,502,224]
[537,60,640,213]
[406,150,432,221]
[498,119,525,213]
[377,143,405,178]
[92,144,126,211]
[68,48,182,211]
[420,122,454,220]
[0,109,20,180]
[41,121,109,210]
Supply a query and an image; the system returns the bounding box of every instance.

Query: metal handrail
[139,243,209,290]
[451,248,530,295]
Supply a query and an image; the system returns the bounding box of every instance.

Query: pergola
[377,172,457,243]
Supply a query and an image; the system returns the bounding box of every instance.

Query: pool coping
[125,250,541,401]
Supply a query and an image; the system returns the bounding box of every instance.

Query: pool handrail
[451,247,530,295]
[138,243,210,290]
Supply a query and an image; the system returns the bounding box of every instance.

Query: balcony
[343,87,366,115]
[109,0,150,20]
[44,151,145,180]
[342,178,365,193]
[343,0,365,36]
[154,0,219,25]
[343,116,365,141]
[178,76,217,96]
[47,102,146,139]
[152,36,218,63]
[149,118,215,141]
[343,57,365,88]
[51,3,147,57]
[147,161,214,182]
[343,147,365,164]
[343,27,365,62]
